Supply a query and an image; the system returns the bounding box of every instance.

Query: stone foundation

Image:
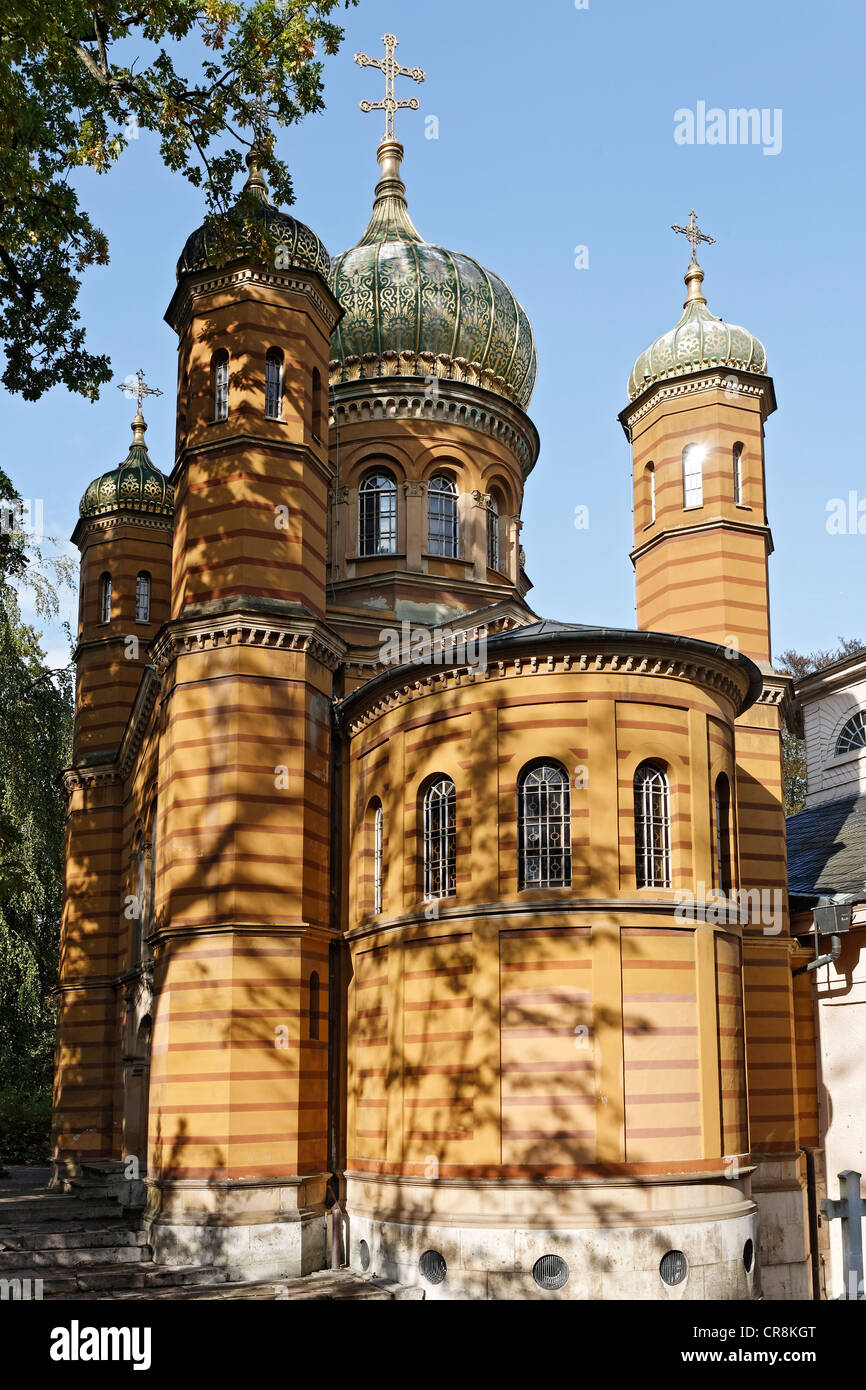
[345,1172,760,1301]
[143,1173,329,1282]
[750,1154,812,1300]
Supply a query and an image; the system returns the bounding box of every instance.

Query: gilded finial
[116,369,163,446]
[354,34,426,246]
[672,210,715,306]
[355,33,425,144]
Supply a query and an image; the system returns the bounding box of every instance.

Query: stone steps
[67,1271,425,1301]
[0,1194,121,1225]
[7,1262,224,1298]
[0,1222,149,1256]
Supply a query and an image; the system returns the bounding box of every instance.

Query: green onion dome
[628,259,767,402]
[329,139,537,409]
[176,152,331,283]
[79,411,173,520]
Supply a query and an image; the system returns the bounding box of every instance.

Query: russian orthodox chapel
[52,36,819,1300]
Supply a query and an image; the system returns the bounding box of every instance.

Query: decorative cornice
[165,262,341,338]
[329,376,540,477]
[117,666,161,779]
[619,368,777,438]
[150,604,347,677]
[337,643,749,737]
[630,515,775,567]
[71,510,173,549]
[171,432,334,488]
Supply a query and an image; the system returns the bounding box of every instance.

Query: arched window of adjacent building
[213,349,229,422]
[518,761,572,890]
[428,474,459,557]
[836,710,866,755]
[309,971,320,1040]
[733,442,744,505]
[423,776,456,900]
[486,494,500,571]
[715,773,732,893]
[646,462,656,524]
[265,347,283,420]
[682,443,704,509]
[634,761,672,888]
[99,573,112,625]
[135,571,151,624]
[312,366,323,441]
[359,470,397,556]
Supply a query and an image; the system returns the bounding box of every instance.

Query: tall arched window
[428,474,458,557]
[309,971,320,1040]
[646,462,656,524]
[265,347,283,419]
[359,471,397,556]
[733,442,744,505]
[518,762,572,889]
[312,366,323,441]
[99,573,112,625]
[714,773,732,893]
[486,495,500,571]
[373,803,383,914]
[836,711,866,755]
[682,443,704,509]
[213,349,229,422]
[634,761,671,889]
[135,571,151,624]
[423,777,456,900]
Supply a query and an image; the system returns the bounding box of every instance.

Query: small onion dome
[627,259,767,402]
[79,410,173,520]
[176,151,330,283]
[330,139,536,410]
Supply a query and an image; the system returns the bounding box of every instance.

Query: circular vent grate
[419,1250,447,1285]
[659,1250,687,1286]
[743,1238,754,1273]
[359,1239,371,1272]
[532,1254,570,1291]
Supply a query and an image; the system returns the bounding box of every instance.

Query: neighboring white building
[787,648,866,1300]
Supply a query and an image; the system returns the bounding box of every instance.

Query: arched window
[309,971,320,1040]
[836,711,866,755]
[99,573,112,625]
[733,442,744,505]
[428,474,459,557]
[213,349,229,422]
[423,777,456,900]
[634,761,671,889]
[373,803,383,915]
[135,571,151,624]
[646,462,656,524]
[359,471,397,556]
[682,443,704,509]
[714,773,732,893]
[518,762,572,889]
[265,347,283,419]
[486,495,500,571]
[312,366,323,441]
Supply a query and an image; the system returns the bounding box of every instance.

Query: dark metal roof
[786,796,866,905]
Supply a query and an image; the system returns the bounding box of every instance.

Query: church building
[52,35,821,1300]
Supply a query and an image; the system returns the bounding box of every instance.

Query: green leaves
[0,0,357,399]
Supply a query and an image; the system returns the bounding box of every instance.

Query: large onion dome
[628,258,767,402]
[79,410,173,520]
[176,153,331,283]
[330,139,536,409]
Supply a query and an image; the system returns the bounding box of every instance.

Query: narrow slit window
[634,762,672,889]
[309,971,320,1040]
[647,462,656,524]
[715,773,732,893]
[682,444,704,509]
[373,803,383,915]
[733,443,744,505]
[135,571,151,624]
[487,496,500,571]
[265,348,283,420]
[99,573,112,625]
[213,350,229,422]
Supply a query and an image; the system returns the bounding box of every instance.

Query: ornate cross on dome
[117,368,163,415]
[671,209,715,263]
[354,33,425,142]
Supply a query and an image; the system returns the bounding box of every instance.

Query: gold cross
[354,33,425,142]
[671,209,715,263]
[116,368,163,413]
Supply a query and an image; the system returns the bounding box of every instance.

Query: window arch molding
[421,774,457,901]
[633,759,672,889]
[517,759,572,890]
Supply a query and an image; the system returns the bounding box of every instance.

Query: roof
[786,795,866,904]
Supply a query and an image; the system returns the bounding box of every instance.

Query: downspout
[793,935,841,977]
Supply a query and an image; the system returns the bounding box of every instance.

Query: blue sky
[7,0,865,667]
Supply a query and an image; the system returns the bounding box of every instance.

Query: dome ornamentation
[79,412,174,521]
[628,229,767,403]
[329,140,537,409]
